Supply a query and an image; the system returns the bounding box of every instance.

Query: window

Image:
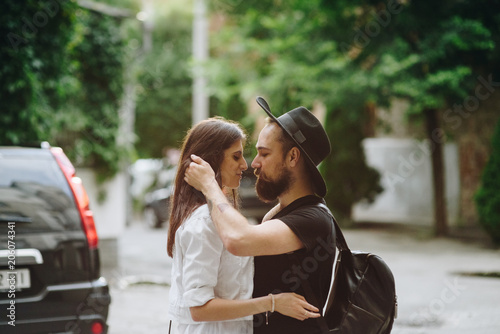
[0,153,80,233]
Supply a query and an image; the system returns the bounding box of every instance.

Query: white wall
[76,168,128,239]
[352,138,460,226]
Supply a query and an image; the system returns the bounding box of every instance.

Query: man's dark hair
[266,117,295,159]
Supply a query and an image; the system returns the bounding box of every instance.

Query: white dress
[168,205,254,334]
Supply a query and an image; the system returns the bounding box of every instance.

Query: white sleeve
[179,215,224,307]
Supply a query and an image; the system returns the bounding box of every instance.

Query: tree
[206,0,384,222]
[133,0,194,158]
[339,0,500,235]
[207,0,500,233]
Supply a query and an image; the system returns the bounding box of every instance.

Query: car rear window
[0,151,81,233]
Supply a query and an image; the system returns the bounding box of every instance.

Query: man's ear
[288,147,301,167]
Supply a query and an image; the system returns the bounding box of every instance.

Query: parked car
[142,163,274,228]
[143,165,176,229]
[0,143,111,334]
[143,184,174,229]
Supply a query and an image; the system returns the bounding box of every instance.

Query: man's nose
[251,157,260,169]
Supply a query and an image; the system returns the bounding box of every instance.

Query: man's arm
[185,154,303,257]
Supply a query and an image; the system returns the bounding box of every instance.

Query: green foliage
[321,108,383,221]
[0,0,78,144]
[208,0,500,224]
[337,0,500,231]
[475,120,500,245]
[0,1,126,182]
[134,3,193,158]
[352,0,500,114]
[207,0,384,220]
[60,10,126,182]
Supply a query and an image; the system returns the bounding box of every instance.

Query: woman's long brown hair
[167,117,246,257]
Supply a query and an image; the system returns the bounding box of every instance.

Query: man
[185,96,336,334]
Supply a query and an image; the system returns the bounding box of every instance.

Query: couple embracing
[167,97,336,334]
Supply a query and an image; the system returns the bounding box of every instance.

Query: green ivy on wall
[0,1,127,183]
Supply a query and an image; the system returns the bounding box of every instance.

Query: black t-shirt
[253,195,336,334]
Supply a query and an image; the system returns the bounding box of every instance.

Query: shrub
[475,119,500,245]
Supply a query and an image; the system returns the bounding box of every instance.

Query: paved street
[102,219,500,334]
[102,221,172,334]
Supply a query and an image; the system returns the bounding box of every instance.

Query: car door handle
[0,248,44,265]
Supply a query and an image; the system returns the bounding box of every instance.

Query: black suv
[0,144,110,334]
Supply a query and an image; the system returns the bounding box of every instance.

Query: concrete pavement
[101,220,172,334]
[102,220,500,334]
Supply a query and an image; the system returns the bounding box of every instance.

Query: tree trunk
[424,109,448,236]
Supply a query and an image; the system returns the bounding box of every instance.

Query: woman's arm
[190,293,320,322]
[185,155,304,257]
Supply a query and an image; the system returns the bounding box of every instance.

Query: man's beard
[255,167,293,203]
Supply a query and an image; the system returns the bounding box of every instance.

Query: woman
[167,117,319,334]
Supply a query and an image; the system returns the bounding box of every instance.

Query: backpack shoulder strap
[286,202,348,333]
[317,202,349,251]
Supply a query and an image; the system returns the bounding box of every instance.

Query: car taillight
[91,321,104,334]
[82,209,99,249]
[50,147,99,249]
